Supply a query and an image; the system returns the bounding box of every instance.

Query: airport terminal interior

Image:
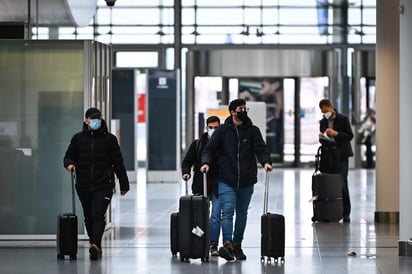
[1,168,411,274]
[1,1,412,273]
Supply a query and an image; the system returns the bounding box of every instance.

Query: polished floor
[1,168,411,274]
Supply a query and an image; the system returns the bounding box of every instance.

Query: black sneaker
[218,241,235,261]
[210,243,219,256]
[232,243,247,260]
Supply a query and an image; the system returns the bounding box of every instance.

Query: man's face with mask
[233,105,249,123]
[320,105,333,120]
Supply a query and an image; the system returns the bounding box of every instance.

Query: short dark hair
[228,99,246,112]
[319,99,332,109]
[206,116,220,124]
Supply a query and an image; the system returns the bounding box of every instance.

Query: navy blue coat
[201,116,271,188]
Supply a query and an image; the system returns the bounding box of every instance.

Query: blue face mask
[89,119,101,130]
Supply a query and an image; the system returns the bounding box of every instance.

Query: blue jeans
[218,182,254,244]
[209,193,221,244]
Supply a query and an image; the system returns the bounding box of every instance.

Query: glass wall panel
[0,41,87,235]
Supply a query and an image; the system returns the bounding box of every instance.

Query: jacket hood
[224,115,252,127]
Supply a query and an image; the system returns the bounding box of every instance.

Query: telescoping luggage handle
[70,172,76,215]
[183,177,189,195]
[182,173,207,197]
[263,171,269,215]
[202,172,207,198]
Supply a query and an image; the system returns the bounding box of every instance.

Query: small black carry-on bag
[261,172,285,264]
[170,173,210,262]
[311,148,343,222]
[57,172,78,260]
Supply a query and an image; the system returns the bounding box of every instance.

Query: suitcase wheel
[57,254,64,260]
[261,256,285,264]
[70,255,77,260]
[311,216,317,222]
[201,256,209,262]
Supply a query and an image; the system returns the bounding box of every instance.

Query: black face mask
[236,111,248,122]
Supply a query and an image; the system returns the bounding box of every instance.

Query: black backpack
[315,144,341,174]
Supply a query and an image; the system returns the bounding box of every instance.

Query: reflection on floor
[0,168,411,274]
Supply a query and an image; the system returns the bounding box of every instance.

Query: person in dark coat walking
[63,107,129,260]
[201,99,272,261]
[319,99,354,223]
[181,115,221,256]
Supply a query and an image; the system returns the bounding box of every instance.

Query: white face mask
[207,129,215,138]
[323,111,332,119]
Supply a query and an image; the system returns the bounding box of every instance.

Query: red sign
[137,94,146,123]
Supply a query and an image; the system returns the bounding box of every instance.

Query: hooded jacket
[63,119,130,192]
[201,115,271,188]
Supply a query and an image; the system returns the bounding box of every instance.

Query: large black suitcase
[170,173,209,262]
[311,172,343,222]
[57,172,78,260]
[261,172,285,264]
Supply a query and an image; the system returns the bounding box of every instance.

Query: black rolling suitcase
[171,173,209,262]
[311,172,343,222]
[57,172,78,260]
[261,172,285,264]
[311,148,343,222]
[170,179,189,256]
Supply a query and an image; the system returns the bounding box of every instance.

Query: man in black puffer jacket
[201,99,272,261]
[63,107,129,260]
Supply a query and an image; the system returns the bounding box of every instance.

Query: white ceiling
[0,0,97,27]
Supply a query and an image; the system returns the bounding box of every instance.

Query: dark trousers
[340,159,351,217]
[364,136,374,167]
[77,188,113,247]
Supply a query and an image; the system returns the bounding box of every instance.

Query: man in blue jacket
[201,99,272,261]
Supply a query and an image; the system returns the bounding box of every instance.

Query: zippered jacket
[201,116,271,188]
[63,119,130,192]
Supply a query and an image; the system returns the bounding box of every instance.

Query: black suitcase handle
[202,172,207,198]
[182,173,207,197]
[70,172,76,215]
[263,172,269,215]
